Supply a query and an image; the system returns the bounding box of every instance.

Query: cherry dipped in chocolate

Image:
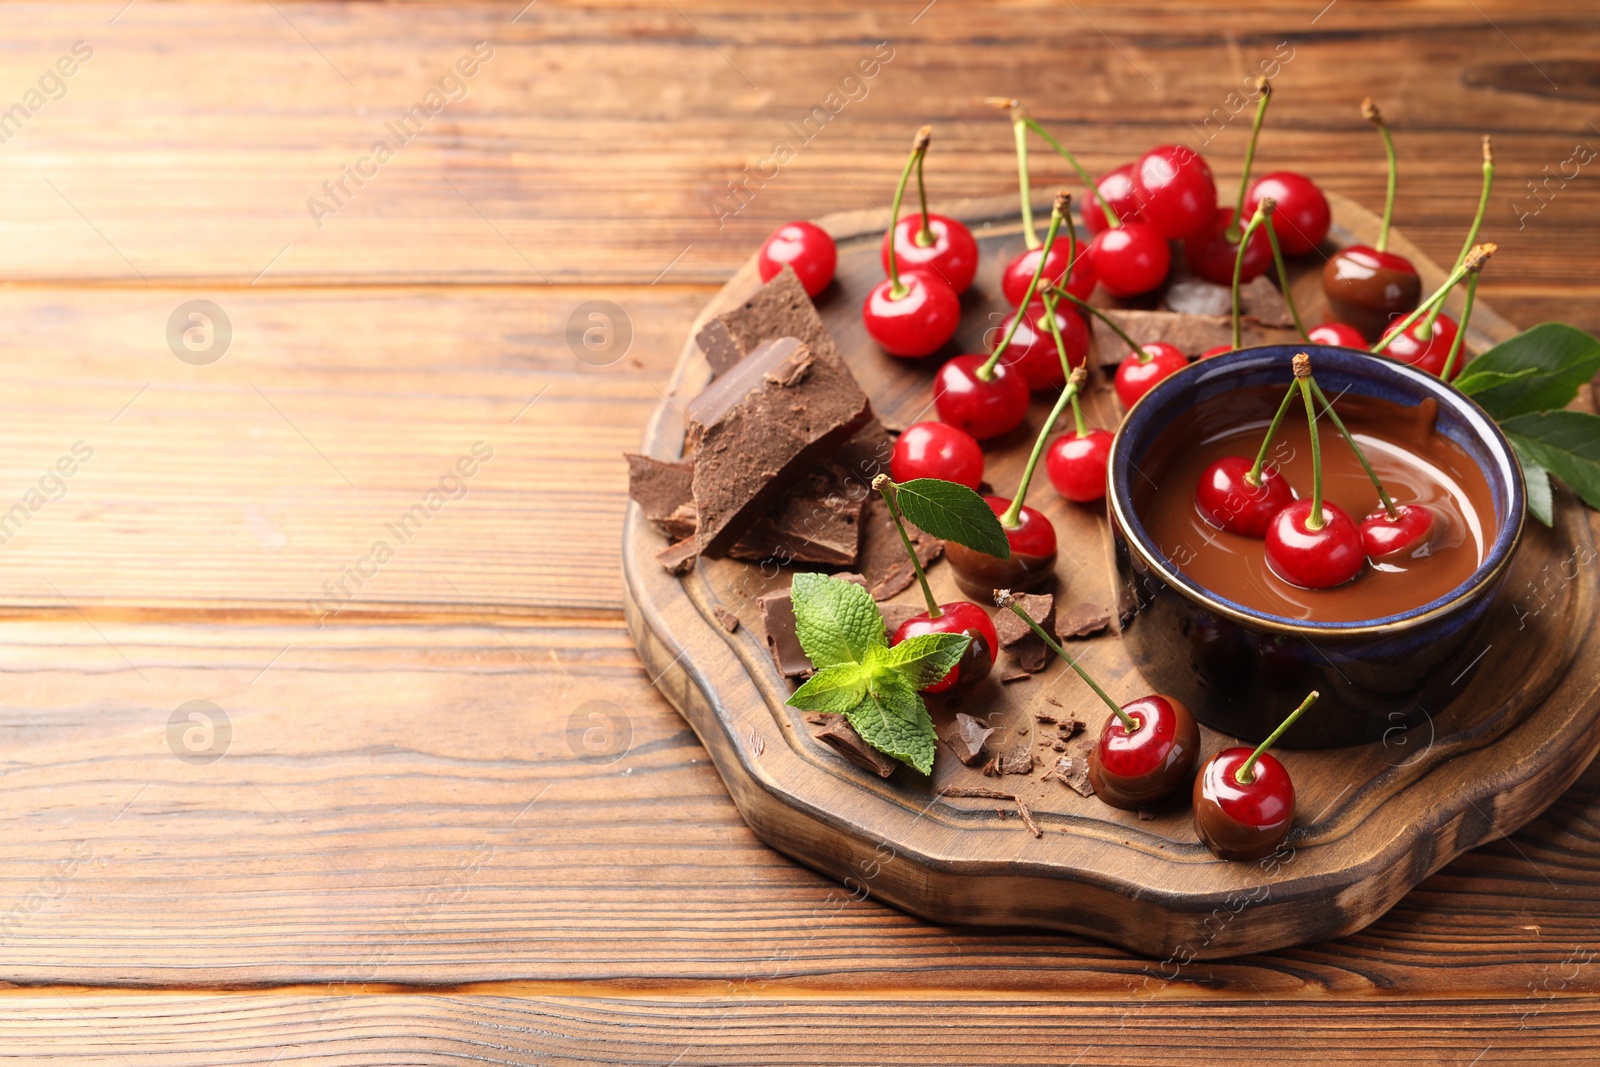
[1194,691,1319,861]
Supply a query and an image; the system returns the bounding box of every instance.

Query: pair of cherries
[998,592,1316,861]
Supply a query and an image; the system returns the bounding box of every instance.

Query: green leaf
[1510,441,1554,527]
[1457,323,1600,419]
[846,672,937,775]
[867,632,971,690]
[1503,410,1600,511]
[893,478,1011,559]
[789,572,886,669]
[787,662,871,714]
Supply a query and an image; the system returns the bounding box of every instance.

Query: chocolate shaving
[1000,671,1032,684]
[946,712,996,766]
[1033,712,1058,725]
[1044,695,1063,708]
[712,605,740,633]
[941,787,1042,838]
[810,714,896,778]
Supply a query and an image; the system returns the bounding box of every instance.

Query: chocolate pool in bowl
[1108,345,1525,749]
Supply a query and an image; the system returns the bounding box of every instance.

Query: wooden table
[1,2,1597,1062]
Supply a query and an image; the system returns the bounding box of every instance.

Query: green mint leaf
[845,672,937,775]
[1457,323,1600,419]
[787,662,871,714]
[1511,441,1554,527]
[867,632,971,690]
[894,478,1011,559]
[790,572,886,669]
[1503,410,1600,512]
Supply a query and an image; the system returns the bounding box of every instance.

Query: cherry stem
[1224,79,1272,244]
[1365,99,1398,254]
[997,592,1136,730]
[979,193,1068,382]
[1422,136,1494,337]
[1070,393,1089,438]
[1440,271,1479,382]
[1369,244,1496,355]
[1231,203,1270,350]
[885,127,931,299]
[1002,365,1085,529]
[1300,373,1325,531]
[1040,291,1075,382]
[872,475,941,618]
[1014,113,1039,250]
[1237,690,1319,784]
[1024,117,1121,231]
[914,137,935,248]
[1248,380,1302,487]
[1261,208,1309,341]
[1309,380,1397,519]
[1047,285,1145,358]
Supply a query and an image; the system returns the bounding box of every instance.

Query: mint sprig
[785,573,968,775]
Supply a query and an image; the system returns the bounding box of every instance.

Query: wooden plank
[0,993,1596,1064]
[0,617,1598,992]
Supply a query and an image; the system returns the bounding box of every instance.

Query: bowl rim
[1107,343,1528,637]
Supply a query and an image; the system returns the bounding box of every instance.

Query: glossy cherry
[1322,245,1421,341]
[758,221,837,297]
[1114,342,1188,408]
[1185,207,1272,286]
[1084,162,1143,237]
[993,300,1089,392]
[1090,221,1172,297]
[1046,428,1113,503]
[1196,456,1295,537]
[890,421,984,491]
[1130,144,1217,240]
[862,269,961,358]
[1200,344,1233,359]
[1002,245,1096,306]
[1266,499,1364,588]
[1307,322,1367,348]
[882,214,979,294]
[1360,503,1437,560]
[891,602,998,693]
[1380,313,1461,379]
[1244,172,1330,256]
[945,495,1058,599]
[933,354,1030,441]
[1194,691,1318,861]
[1089,695,1202,810]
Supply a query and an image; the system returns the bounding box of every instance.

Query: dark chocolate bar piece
[858,491,942,600]
[946,712,996,766]
[728,467,866,567]
[810,714,897,778]
[758,573,869,678]
[1056,602,1112,641]
[694,266,839,377]
[993,592,1054,673]
[688,337,872,557]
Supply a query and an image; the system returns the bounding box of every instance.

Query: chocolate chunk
[688,337,872,557]
[1057,718,1086,738]
[946,712,995,765]
[996,745,1035,776]
[878,601,925,636]
[811,714,896,778]
[728,467,866,567]
[1000,671,1032,684]
[657,538,698,575]
[713,605,740,633]
[695,266,839,377]
[1098,308,1295,357]
[758,574,870,678]
[625,453,697,537]
[1137,809,1156,821]
[825,419,896,498]
[1051,755,1095,797]
[994,592,1055,673]
[1056,602,1112,640]
[859,492,943,600]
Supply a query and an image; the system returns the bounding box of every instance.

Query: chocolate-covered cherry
[1091,221,1171,297]
[891,602,998,693]
[945,494,1057,599]
[1245,172,1330,256]
[758,221,836,297]
[891,421,984,490]
[1194,691,1319,861]
[994,299,1089,392]
[1084,162,1143,236]
[1002,245,1095,306]
[1308,322,1366,348]
[933,355,1030,441]
[1197,456,1295,537]
[1380,313,1460,379]
[1114,342,1188,408]
[1130,144,1216,240]
[879,127,979,293]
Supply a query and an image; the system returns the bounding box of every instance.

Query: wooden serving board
[623,192,1600,959]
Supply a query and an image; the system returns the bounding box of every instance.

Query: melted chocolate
[1134,386,1496,622]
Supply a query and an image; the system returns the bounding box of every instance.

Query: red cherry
[1360,503,1437,560]
[1265,499,1365,588]
[991,496,1057,558]
[1193,747,1295,861]
[1244,172,1330,256]
[993,301,1090,392]
[1130,145,1217,240]
[1114,342,1189,408]
[1084,162,1143,237]
[1380,313,1461,379]
[1308,322,1367,348]
[1200,344,1233,360]
[890,421,985,490]
[862,270,960,358]
[1046,428,1113,503]
[1090,222,1172,297]
[1184,206,1272,287]
[943,495,1058,599]
[758,221,836,297]
[1195,456,1295,537]
[881,214,980,294]
[1001,245,1096,306]
[891,601,999,693]
[932,354,1030,441]
[1088,695,1201,809]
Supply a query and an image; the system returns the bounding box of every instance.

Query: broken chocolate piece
[996,745,1034,776]
[688,336,872,557]
[657,538,698,575]
[695,266,840,377]
[1097,308,1296,356]
[758,574,871,678]
[946,712,995,766]
[878,601,925,636]
[811,713,896,778]
[626,453,697,537]
[994,591,1054,673]
[1057,718,1086,738]
[1053,755,1095,797]
[858,492,943,600]
[1057,602,1113,641]
[1000,671,1032,684]
[713,605,740,633]
[728,466,866,567]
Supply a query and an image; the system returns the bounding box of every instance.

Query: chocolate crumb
[946,713,996,766]
[997,746,1034,776]
[1000,670,1032,685]
[1034,712,1058,725]
[1044,695,1064,708]
[1047,754,1095,797]
[1137,809,1156,821]
[1053,740,1067,752]
[941,786,1042,838]
[981,757,1000,778]
[713,605,740,633]
[1057,718,1086,738]
[1015,796,1042,838]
